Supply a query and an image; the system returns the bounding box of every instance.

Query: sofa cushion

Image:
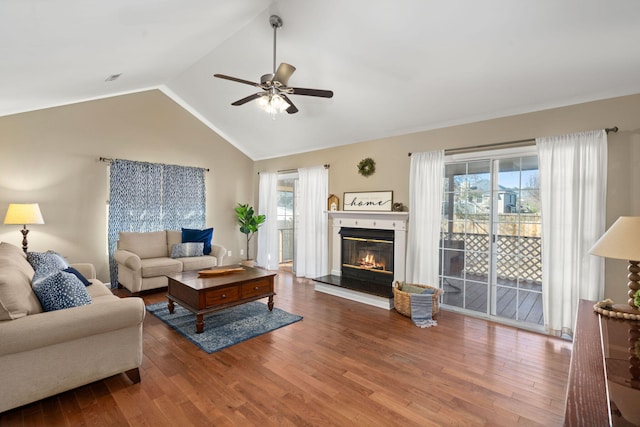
[0,241,27,259]
[140,257,182,278]
[170,242,204,258]
[27,251,69,273]
[85,281,119,304]
[63,267,92,286]
[179,255,216,271]
[32,270,92,312]
[182,228,213,255]
[0,257,43,320]
[118,231,169,259]
[0,242,34,278]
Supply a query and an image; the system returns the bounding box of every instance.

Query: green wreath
[357,157,376,177]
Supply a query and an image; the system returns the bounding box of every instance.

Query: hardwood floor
[1,271,572,426]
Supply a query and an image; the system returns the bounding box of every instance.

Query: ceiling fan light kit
[214,15,333,115]
[256,92,290,114]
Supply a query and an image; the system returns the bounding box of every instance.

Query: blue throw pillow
[27,250,69,273]
[182,228,213,255]
[170,242,204,258]
[32,270,92,312]
[63,266,92,286]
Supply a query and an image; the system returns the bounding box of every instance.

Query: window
[107,159,206,285]
[277,173,297,272]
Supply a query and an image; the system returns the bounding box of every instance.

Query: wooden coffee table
[166,266,276,333]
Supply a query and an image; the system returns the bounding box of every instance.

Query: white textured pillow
[170,242,204,258]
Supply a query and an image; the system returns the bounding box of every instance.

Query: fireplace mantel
[316,210,409,309]
[327,211,408,230]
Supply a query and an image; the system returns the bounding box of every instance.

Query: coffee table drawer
[205,286,240,306]
[241,279,272,298]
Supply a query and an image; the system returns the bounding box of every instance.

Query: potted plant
[235,203,266,267]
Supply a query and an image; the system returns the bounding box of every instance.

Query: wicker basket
[393,281,443,318]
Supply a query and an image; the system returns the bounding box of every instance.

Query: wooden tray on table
[197,267,244,277]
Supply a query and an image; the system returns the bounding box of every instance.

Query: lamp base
[20,227,30,253]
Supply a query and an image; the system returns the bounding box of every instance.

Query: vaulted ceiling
[2,1,640,160]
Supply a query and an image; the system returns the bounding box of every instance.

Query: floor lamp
[590,216,640,315]
[3,203,45,253]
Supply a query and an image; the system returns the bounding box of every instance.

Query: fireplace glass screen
[340,228,394,286]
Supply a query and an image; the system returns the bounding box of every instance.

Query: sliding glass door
[439,149,542,326]
[492,156,542,324]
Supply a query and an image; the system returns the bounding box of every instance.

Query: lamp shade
[590,216,640,261]
[3,203,45,225]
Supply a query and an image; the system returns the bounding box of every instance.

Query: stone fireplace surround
[314,211,409,310]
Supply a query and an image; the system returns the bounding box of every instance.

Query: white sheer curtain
[256,172,279,270]
[536,130,607,337]
[406,150,445,285]
[295,166,329,278]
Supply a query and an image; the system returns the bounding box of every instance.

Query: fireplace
[340,227,394,286]
[314,211,408,310]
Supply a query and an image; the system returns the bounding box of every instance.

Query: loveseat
[114,230,226,293]
[0,242,145,413]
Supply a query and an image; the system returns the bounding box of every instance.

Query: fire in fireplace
[358,252,386,271]
[340,227,394,286]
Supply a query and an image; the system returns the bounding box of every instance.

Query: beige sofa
[114,230,226,293]
[0,242,145,413]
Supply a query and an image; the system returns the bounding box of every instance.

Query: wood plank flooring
[0,271,572,426]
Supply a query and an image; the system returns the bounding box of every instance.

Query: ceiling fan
[214,14,333,114]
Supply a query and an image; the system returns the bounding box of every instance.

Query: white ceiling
[2,1,640,160]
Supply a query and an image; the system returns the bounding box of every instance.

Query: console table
[565,299,640,426]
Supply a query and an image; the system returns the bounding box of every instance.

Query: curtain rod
[99,157,210,172]
[259,164,330,175]
[277,168,298,174]
[278,164,330,173]
[408,126,619,157]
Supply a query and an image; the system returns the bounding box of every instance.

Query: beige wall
[2,89,639,301]
[255,93,640,303]
[0,90,254,283]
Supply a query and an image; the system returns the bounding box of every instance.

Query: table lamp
[590,216,640,315]
[3,203,45,253]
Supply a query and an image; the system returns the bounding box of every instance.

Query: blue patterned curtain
[161,164,206,228]
[107,159,206,286]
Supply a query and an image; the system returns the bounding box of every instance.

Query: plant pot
[240,259,255,268]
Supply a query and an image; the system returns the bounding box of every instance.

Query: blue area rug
[146,301,302,354]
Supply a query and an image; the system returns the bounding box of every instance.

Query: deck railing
[442,232,542,284]
[279,228,294,263]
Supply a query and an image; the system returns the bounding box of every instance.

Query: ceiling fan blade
[289,87,334,98]
[231,93,263,106]
[280,94,299,114]
[273,63,296,86]
[214,74,261,88]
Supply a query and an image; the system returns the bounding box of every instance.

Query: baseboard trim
[314,282,393,310]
